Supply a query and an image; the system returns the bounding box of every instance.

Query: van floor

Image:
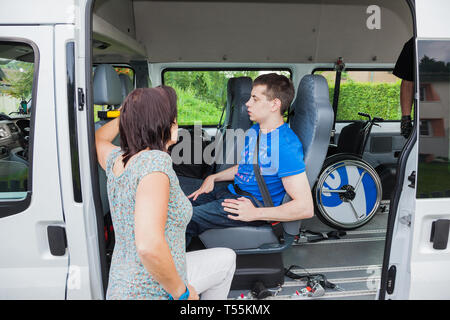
[227,201,390,300]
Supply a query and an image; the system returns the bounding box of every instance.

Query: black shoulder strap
[253,132,274,207]
[253,132,284,239]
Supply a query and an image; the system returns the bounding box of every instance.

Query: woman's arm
[95,116,120,171]
[188,164,238,200]
[134,171,198,300]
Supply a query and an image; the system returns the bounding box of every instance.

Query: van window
[163,69,291,126]
[0,41,35,202]
[314,69,402,121]
[417,40,450,198]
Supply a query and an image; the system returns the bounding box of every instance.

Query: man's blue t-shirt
[227,123,305,206]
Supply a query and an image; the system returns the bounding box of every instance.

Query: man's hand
[188,174,216,201]
[222,197,260,222]
[401,115,412,139]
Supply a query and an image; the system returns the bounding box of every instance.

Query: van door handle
[430,219,450,250]
[47,225,67,256]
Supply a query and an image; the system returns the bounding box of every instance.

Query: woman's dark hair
[119,86,177,166]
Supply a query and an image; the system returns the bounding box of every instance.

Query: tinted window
[0,41,34,201]
[417,40,450,198]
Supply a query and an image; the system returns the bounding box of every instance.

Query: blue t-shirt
[228,123,305,206]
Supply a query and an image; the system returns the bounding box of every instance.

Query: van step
[266,288,379,300]
[228,265,382,300]
[293,229,386,246]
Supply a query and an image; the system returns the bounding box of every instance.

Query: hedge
[331,81,402,121]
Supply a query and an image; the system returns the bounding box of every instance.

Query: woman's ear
[168,120,179,147]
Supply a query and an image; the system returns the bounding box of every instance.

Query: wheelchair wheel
[313,154,382,230]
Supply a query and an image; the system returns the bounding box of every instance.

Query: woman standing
[95,86,236,300]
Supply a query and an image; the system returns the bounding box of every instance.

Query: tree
[0,63,34,100]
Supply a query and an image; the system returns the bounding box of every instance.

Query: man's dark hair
[253,73,295,115]
[119,86,177,166]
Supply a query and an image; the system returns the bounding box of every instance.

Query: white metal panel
[133,0,412,63]
[0,26,68,299]
[409,199,450,299]
[416,0,450,39]
[0,0,76,25]
[54,24,100,300]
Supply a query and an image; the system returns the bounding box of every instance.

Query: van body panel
[0,0,76,25]
[416,0,450,39]
[53,24,100,299]
[410,199,450,299]
[0,26,68,299]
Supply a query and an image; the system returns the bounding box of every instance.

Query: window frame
[312,67,401,123]
[0,38,39,219]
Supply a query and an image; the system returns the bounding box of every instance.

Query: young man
[185,73,314,246]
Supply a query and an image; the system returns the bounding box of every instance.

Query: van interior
[90,0,414,300]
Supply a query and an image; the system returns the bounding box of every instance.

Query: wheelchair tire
[313,154,382,230]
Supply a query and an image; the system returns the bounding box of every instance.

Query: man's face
[245,85,276,123]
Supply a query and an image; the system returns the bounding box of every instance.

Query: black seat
[214,77,253,173]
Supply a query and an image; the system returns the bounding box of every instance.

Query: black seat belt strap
[252,133,274,207]
[252,132,283,240]
[232,131,283,240]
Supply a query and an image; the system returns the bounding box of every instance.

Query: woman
[95,86,236,300]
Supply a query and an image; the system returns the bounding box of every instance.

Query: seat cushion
[198,225,278,250]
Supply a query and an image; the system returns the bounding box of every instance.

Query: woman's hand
[187,284,199,300]
[188,174,216,201]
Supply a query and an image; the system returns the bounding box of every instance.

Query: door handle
[430,219,450,250]
[47,225,67,256]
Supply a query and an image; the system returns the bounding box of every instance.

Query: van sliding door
[381,0,450,300]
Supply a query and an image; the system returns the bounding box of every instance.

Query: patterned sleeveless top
[105,148,193,300]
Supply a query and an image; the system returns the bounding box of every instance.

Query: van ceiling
[93,0,413,64]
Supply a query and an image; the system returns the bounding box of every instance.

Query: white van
[0,0,449,300]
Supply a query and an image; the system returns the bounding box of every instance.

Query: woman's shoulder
[139,149,172,163]
[134,149,174,176]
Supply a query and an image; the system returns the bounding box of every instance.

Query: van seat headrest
[93,64,122,106]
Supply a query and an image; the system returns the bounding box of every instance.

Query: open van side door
[0,25,69,299]
[380,0,450,300]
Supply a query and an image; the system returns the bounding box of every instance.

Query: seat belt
[233,132,284,240]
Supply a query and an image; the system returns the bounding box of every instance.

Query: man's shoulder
[280,124,302,147]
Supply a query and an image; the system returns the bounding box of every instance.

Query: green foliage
[173,84,222,125]
[331,81,402,121]
[0,62,34,100]
[165,70,401,125]
[164,70,260,125]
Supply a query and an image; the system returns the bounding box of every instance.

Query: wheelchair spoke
[354,171,366,191]
[349,200,365,220]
